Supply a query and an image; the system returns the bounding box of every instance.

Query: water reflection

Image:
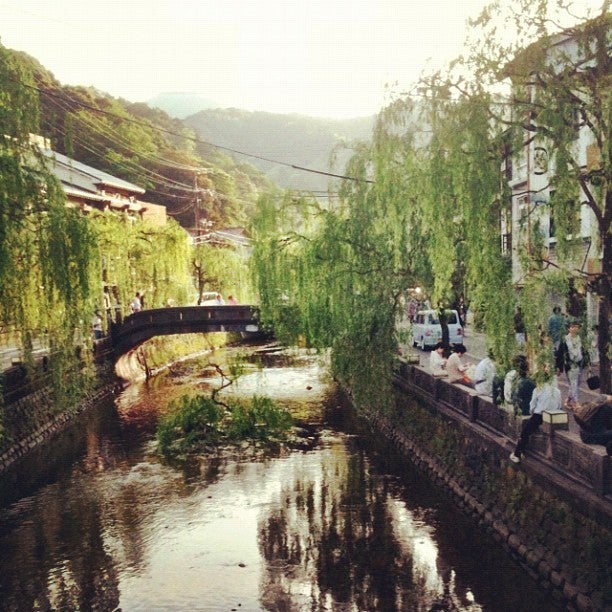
[0,347,561,611]
[258,439,422,610]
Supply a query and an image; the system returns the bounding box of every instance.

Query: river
[0,344,562,611]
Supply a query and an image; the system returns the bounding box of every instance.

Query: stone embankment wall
[365,362,612,611]
[0,367,120,473]
[0,334,119,472]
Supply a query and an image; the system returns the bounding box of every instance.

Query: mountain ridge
[184,107,375,191]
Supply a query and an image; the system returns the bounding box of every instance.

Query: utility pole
[194,171,201,237]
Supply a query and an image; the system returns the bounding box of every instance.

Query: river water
[0,344,561,611]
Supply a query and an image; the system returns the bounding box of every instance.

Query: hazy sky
[0,0,603,118]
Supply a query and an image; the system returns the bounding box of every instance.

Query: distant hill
[148,93,221,119]
[184,109,375,192]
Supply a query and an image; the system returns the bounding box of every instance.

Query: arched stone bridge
[112,305,261,356]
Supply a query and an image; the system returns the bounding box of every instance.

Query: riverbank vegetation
[0,43,256,445]
[251,0,611,406]
[156,394,293,457]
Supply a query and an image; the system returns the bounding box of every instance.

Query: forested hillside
[185,109,375,192]
[7,47,272,230]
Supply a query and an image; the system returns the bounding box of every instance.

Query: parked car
[198,292,222,306]
[411,309,464,350]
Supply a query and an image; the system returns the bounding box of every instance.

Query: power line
[27,82,375,184]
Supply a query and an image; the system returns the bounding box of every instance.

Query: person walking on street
[514,307,526,348]
[510,369,561,463]
[547,306,566,353]
[556,320,586,408]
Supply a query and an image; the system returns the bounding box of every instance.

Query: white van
[411,309,464,350]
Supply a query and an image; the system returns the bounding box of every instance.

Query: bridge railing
[120,305,258,327]
[112,305,261,356]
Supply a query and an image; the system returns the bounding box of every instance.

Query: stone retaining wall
[400,361,611,500]
[0,366,120,473]
[362,363,612,610]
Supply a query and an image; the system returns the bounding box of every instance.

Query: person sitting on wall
[510,368,561,464]
[570,376,612,456]
[429,342,447,376]
[473,350,496,395]
[446,344,471,385]
[511,361,536,416]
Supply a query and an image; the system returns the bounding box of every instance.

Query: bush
[157,393,293,456]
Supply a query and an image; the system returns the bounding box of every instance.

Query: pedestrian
[547,306,566,353]
[137,290,145,309]
[407,298,418,323]
[91,310,103,340]
[227,295,238,305]
[556,319,586,408]
[130,292,142,313]
[215,293,225,305]
[510,369,561,463]
[473,350,496,395]
[446,344,471,384]
[514,307,526,348]
[429,341,447,376]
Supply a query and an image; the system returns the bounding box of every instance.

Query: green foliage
[192,241,254,305]
[157,394,224,453]
[225,396,293,440]
[252,1,611,392]
[157,394,293,456]
[0,44,96,413]
[89,212,195,317]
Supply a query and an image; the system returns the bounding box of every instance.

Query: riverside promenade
[397,318,604,434]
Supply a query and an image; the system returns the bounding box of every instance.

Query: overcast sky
[0,0,604,118]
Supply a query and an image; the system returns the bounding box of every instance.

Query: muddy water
[0,345,561,611]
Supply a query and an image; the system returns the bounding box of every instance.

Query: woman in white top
[473,352,496,395]
[429,342,447,376]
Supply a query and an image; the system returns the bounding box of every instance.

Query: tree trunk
[597,230,611,393]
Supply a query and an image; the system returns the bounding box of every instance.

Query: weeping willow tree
[192,240,254,305]
[90,213,192,315]
[414,84,517,371]
[252,104,432,410]
[253,0,610,406]
[0,46,97,409]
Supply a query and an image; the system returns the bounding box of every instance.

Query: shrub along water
[157,394,293,457]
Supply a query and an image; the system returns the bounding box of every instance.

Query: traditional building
[501,16,609,326]
[30,135,167,226]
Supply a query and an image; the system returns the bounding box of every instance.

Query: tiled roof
[41,149,146,195]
